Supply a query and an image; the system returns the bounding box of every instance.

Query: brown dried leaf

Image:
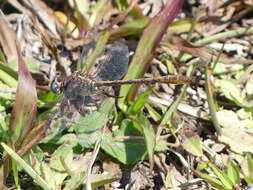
[21,0,66,39]
[0,15,18,62]
[163,35,253,65]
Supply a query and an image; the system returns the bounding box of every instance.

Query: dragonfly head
[50,72,63,94]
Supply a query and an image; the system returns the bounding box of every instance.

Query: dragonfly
[45,39,196,134]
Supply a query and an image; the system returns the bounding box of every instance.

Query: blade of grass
[89,0,109,26]
[0,69,17,88]
[204,44,225,136]
[82,31,110,72]
[227,161,240,186]
[109,18,149,40]
[137,113,155,170]
[193,170,224,189]
[119,0,185,105]
[196,26,253,45]
[1,143,51,190]
[208,163,233,190]
[205,67,221,135]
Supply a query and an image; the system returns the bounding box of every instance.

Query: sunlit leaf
[127,88,152,114]
[227,161,240,186]
[242,155,253,184]
[101,119,147,164]
[208,163,233,190]
[182,135,203,156]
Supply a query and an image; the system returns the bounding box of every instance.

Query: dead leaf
[21,0,66,39]
[162,35,253,65]
[0,15,18,62]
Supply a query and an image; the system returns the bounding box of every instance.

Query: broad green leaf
[73,98,114,138]
[40,162,68,189]
[50,145,73,172]
[101,120,147,164]
[212,62,226,75]
[182,135,203,156]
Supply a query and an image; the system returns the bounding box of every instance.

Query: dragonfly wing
[89,40,129,81]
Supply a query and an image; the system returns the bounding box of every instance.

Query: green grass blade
[1,143,52,190]
[208,163,233,190]
[119,0,185,105]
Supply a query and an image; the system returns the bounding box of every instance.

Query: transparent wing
[84,40,129,81]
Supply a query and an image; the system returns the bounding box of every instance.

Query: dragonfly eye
[50,73,63,94]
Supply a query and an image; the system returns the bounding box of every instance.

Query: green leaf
[83,32,110,72]
[0,69,17,88]
[0,81,14,100]
[194,169,224,189]
[119,0,185,104]
[227,161,240,186]
[109,18,149,39]
[242,155,253,183]
[115,0,128,10]
[40,163,67,189]
[182,135,203,156]
[208,163,233,190]
[137,113,155,166]
[73,98,114,133]
[101,120,147,164]
[50,145,73,172]
[127,88,152,114]
[217,80,244,106]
